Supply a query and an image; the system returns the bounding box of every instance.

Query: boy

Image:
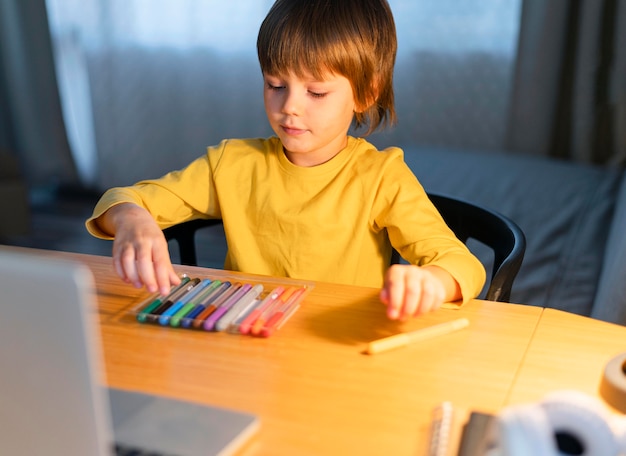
[86,0,486,321]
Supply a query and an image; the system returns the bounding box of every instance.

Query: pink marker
[238,286,285,335]
[259,287,306,337]
[250,287,299,336]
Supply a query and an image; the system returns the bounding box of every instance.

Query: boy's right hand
[98,203,181,296]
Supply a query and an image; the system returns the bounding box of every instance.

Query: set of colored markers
[134,275,311,337]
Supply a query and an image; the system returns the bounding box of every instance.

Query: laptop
[0,249,259,455]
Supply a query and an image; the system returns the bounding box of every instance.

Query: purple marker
[203,283,251,331]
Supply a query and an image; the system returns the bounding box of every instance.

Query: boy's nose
[281,90,302,116]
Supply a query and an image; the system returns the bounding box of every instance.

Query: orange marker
[238,286,284,335]
[250,286,298,336]
[259,288,305,337]
[191,283,241,329]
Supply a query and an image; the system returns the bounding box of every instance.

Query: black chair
[163,192,526,302]
[163,218,224,268]
[418,193,526,303]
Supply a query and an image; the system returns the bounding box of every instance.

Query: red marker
[250,287,298,336]
[259,287,306,337]
[238,286,284,335]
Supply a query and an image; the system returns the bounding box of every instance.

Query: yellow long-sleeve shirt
[86,136,485,304]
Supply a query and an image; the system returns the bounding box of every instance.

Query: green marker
[170,280,222,327]
[169,280,221,327]
[136,275,190,323]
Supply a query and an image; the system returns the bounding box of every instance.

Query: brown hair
[257,0,397,135]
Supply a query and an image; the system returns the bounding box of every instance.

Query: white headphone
[486,390,626,456]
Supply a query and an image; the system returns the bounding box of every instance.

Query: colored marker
[226,302,257,334]
[158,278,212,325]
[170,280,222,327]
[260,287,306,337]
[215,284,264,332]
[136,275,191,323]
[226,287,272,334]
[238,286,285,335]
[145,278,201,322]
[250,286,298,336]
[204,283,252,331]
[192,283,242,329]
[180,281,230,328]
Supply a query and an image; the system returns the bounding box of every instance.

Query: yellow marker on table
[365,318,470,355]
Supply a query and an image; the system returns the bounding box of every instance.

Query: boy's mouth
[281,125,307,136]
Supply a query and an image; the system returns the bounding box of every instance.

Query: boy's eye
[308,91,327,98]
[266,82,284,91]
[264,80,327,98]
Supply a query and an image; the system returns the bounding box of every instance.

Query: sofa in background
[403,146,626,326]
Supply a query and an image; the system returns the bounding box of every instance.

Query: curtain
[0,0,77,187]
[43,0,523,190]
[7,0,624,195]
[506,0,626,166]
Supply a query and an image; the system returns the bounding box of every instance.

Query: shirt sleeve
[372,151,486,306]
[85,146,223,240]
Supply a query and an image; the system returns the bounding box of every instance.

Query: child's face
[263,71,357,167]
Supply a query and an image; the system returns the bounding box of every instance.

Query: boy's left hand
[380,264,459,320]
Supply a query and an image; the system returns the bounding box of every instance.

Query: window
[46,0,521,187]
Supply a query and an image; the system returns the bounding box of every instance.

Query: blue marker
[181,281,231,328]
[158,279,211,325]
[169,280,222,327]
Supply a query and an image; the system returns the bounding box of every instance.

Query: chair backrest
[163,218,223,268]
[421,193,526,302]
[163,192,526,302]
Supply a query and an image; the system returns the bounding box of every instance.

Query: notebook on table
[0,249,259,456]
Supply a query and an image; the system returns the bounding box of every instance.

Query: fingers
[112,234,179,296]
[381,265,446,320]
[105,204,181,295]
[152,247,182,295]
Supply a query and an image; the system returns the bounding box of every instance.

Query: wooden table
[5,247,625,455]
[508,308,626,405]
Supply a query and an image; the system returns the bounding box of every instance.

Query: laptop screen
[0,250,113,455]
[0,249,259,456]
